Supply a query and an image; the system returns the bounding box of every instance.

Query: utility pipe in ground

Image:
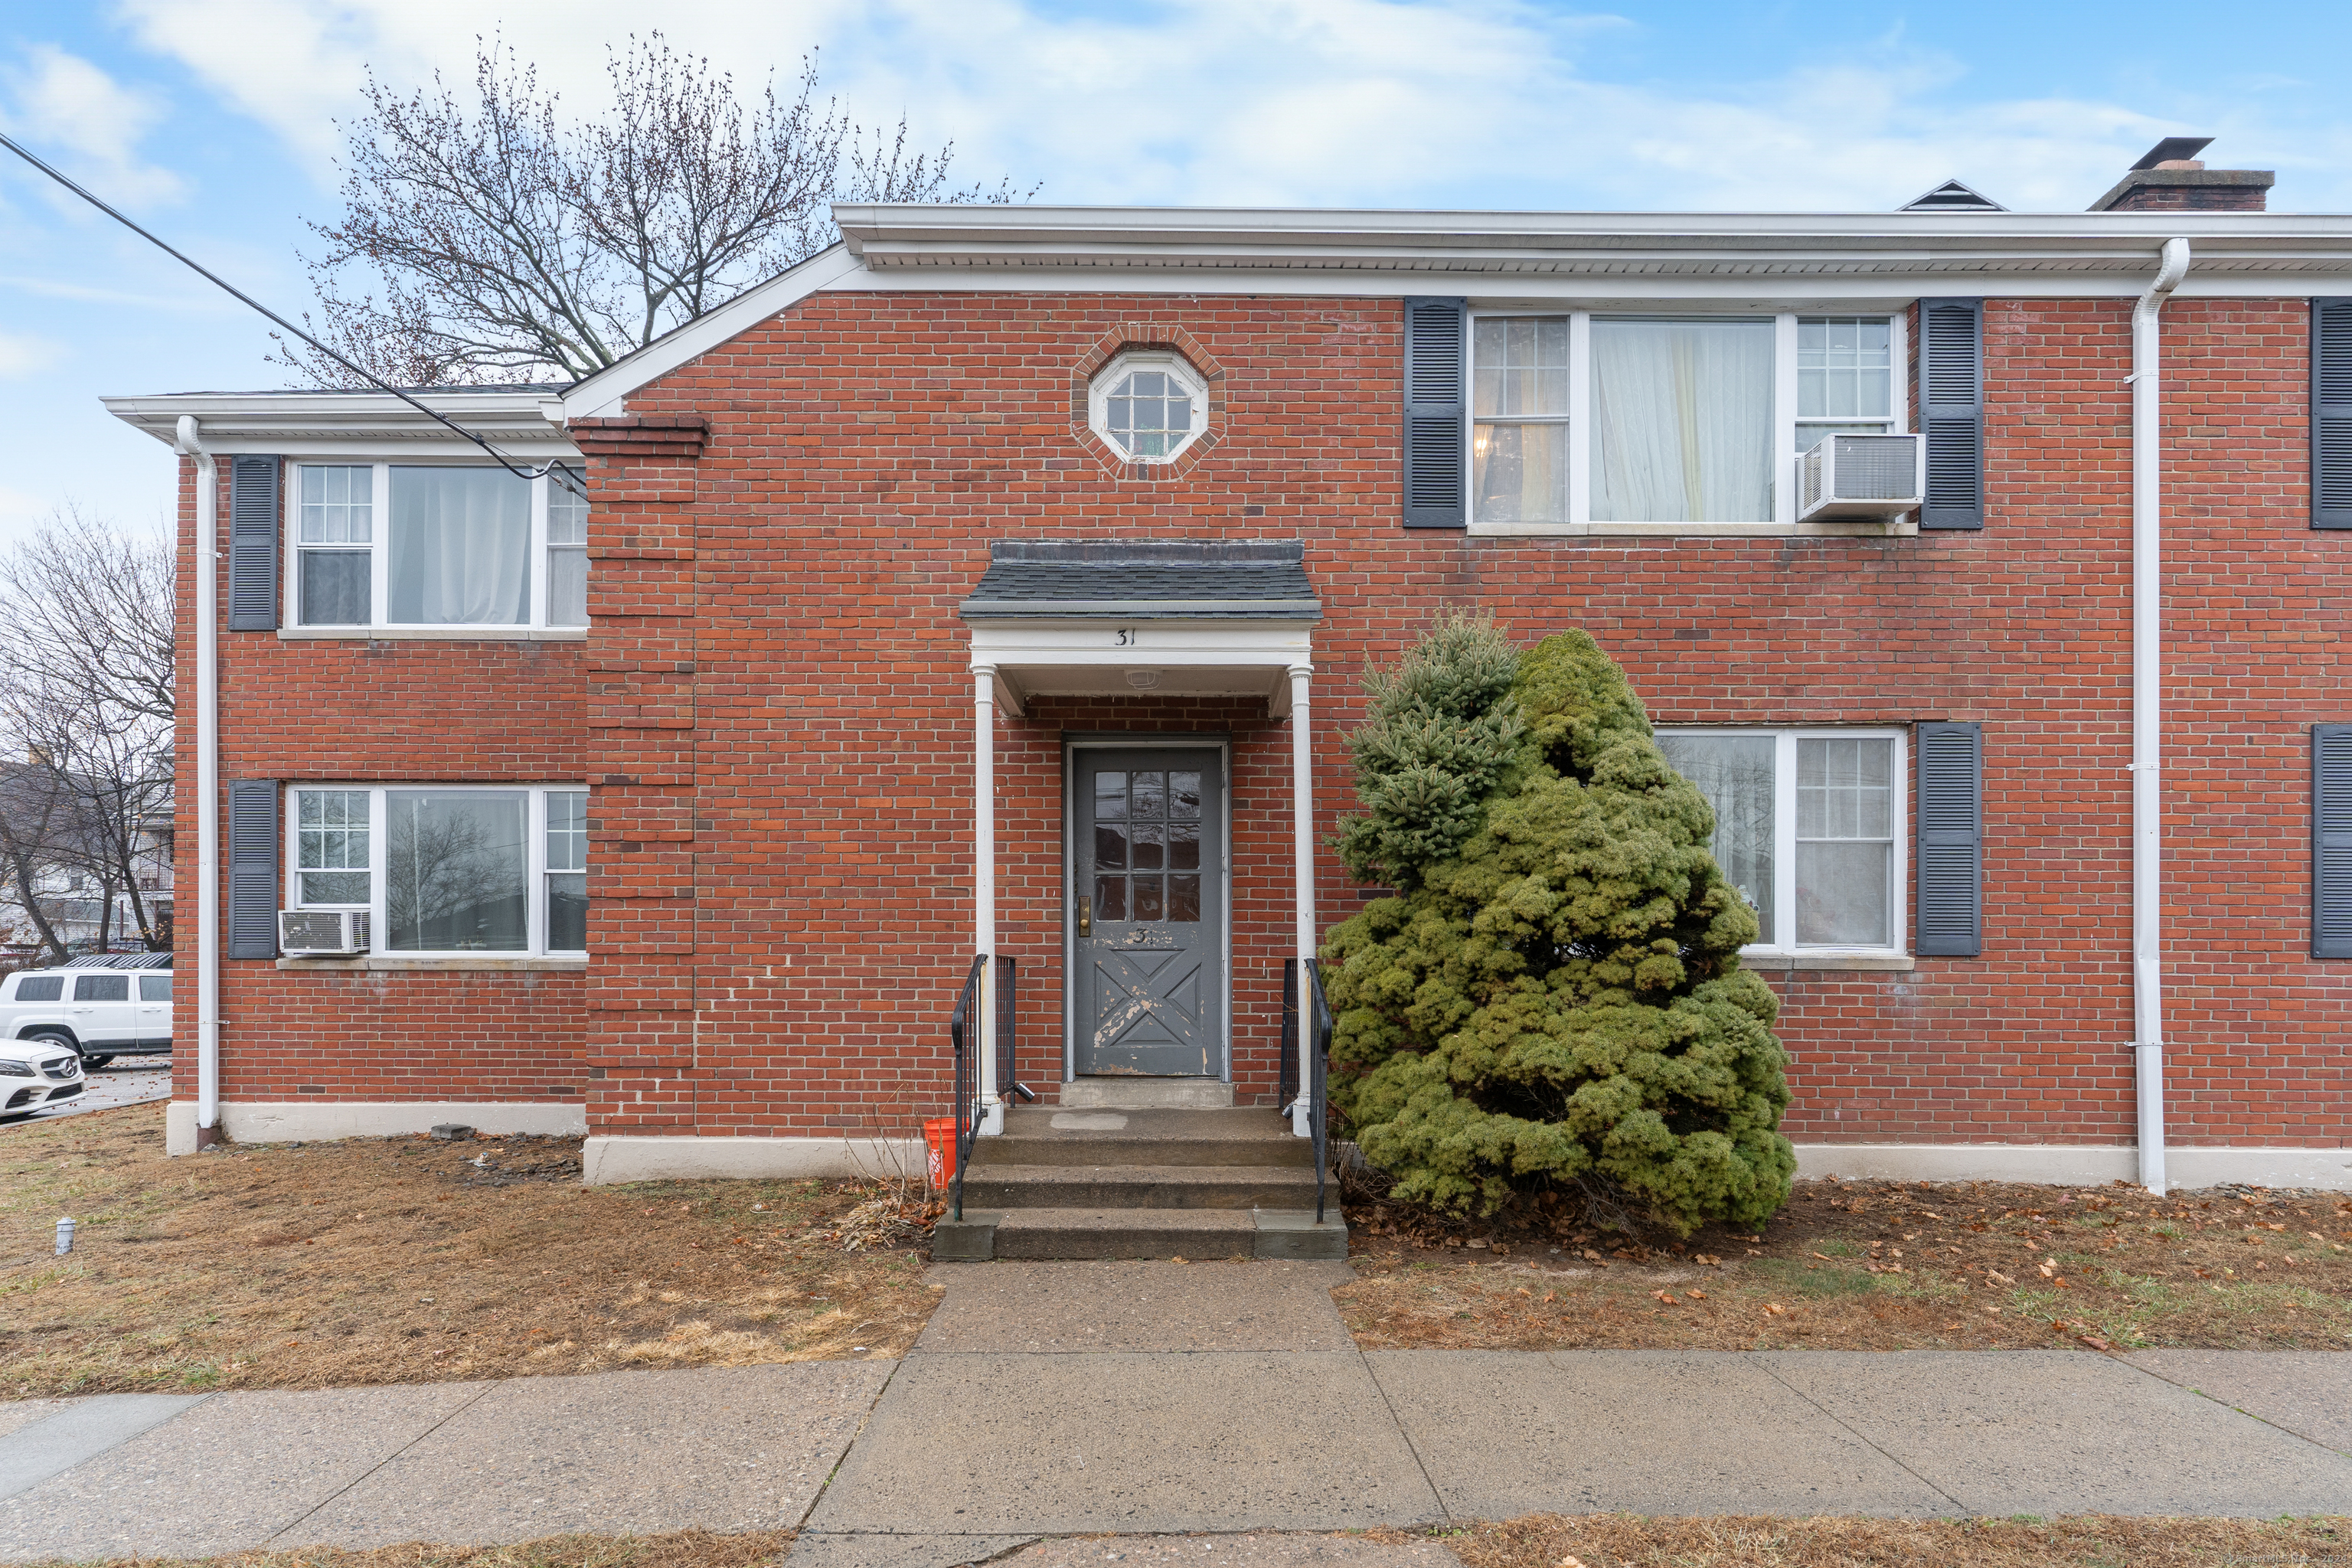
[172,416,221,1147]
[2132,238,2190,1195]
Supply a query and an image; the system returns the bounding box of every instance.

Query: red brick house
[103,142,2352,1237]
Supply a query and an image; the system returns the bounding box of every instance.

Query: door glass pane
[1169,773,1201,819]
[385,790,528,951]
[1095,772,1128,821]
[300,550,371,626]
[1094,824,1128,871]
[1131,822,1164,871]
[1132,875,1163,921]
[1592,318,1774,523]
[74,974,129,1001]
[1796,737,1895,946]
[1093,876,1126,922]
[388,467,531,625]
[1657,733,1777,945]
[1131,771,1165,818]
[139,975,173,1001]
[547,872,588,952]
[1168,821,1200,871]
[1168,874,1201,922]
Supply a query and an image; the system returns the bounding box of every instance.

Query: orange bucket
[923,1117,959,1190]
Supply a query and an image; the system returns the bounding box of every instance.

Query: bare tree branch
[271,34,1034,387]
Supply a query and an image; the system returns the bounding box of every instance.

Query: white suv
[0,1035,82,1115]
[0,959,173,1069]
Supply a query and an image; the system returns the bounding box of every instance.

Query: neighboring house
[103,142,2352,1197]
[0,767,172,954]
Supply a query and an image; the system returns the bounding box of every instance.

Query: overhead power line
[0,129,580,494]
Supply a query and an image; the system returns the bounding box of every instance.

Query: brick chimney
[2090,136,2272,212]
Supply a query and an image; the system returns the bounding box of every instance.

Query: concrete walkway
[1,1262,2347,1566]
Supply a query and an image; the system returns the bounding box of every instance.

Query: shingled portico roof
[959,540,1320,620]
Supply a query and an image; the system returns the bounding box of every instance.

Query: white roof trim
[561,245,863,420]
[103,388,577,456]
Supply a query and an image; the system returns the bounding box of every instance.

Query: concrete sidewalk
[2,1261,2348,1566]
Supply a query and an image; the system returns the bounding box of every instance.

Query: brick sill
[1743,951,1915,972]
[274,627,589,642]
[274,956,589,972]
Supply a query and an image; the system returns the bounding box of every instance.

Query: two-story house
[104,142,2352,1246]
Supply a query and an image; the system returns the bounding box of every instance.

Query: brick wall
[172,456,591,1108]
[183,289,2349,1152]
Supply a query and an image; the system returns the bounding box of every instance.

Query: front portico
[960,541,1322,1135]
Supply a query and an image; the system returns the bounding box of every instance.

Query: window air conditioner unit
[1797,433,1926,521]
[279,909,370,957]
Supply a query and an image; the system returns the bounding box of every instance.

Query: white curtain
[389,468,531,624]
[1592,318,1774,523]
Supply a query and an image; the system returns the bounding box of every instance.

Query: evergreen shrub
[1322,616,1795,1235]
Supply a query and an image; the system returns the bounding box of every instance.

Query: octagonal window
[1090,352,1207,462]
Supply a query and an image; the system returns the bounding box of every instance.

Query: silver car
[0,1034,83,1116]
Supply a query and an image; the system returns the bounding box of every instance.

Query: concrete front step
[959,1161,1318,1211]
[1058,1078,1234,1110]
[937,1207,1348,1261]
[979,1106,1312,1169]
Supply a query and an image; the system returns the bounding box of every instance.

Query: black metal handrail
[1283,956,1335,1225]
[947,953,986,1222]
[948,953,1031,1223]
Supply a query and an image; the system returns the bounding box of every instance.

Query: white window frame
[286,783,590,958]
[1087,350,1210,464]
[1467,310,1910,537]
[284,462,585,632]
[1659,727,1908,962]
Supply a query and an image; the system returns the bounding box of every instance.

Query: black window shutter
[1917,299,1984,531]
[228,455,281,630]
[1403,297,1467,528]
[2313,726,2352,956]
[1915,722,1983,956]
[228,780,279,960]
[2314,299,2352,531]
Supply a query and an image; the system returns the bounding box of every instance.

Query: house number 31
[1113,628,1138,645]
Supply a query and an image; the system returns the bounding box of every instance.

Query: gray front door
[1073,747,1226,1077]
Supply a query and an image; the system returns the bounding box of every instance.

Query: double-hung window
[1656,729,1906,958]
[290,785,590,956]
[289,463,589,630]
[1469,312,1906,531]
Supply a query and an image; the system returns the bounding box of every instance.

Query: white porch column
[973,665,1002,1133]
[1289,663,1315,1137]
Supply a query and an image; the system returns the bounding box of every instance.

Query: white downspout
[2132,238,2190,1195]
[173,415,220,1148]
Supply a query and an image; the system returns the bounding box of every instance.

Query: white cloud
[0,44,183,207]
[111,0,2347,214]
[0,332,63,378]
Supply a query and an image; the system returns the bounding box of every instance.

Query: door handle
[1076,897,1091,937]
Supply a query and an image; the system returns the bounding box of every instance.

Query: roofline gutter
[172,416,223,1148]
[2133,237,2191,1196]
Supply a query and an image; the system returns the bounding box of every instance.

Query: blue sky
[4,0,2350,548]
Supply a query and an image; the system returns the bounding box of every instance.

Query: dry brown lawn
[0,1103,943,1396]
[1338,1176,2352,1352]
[15,1518,2350,1568]
[1438,1513,2352,1566]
